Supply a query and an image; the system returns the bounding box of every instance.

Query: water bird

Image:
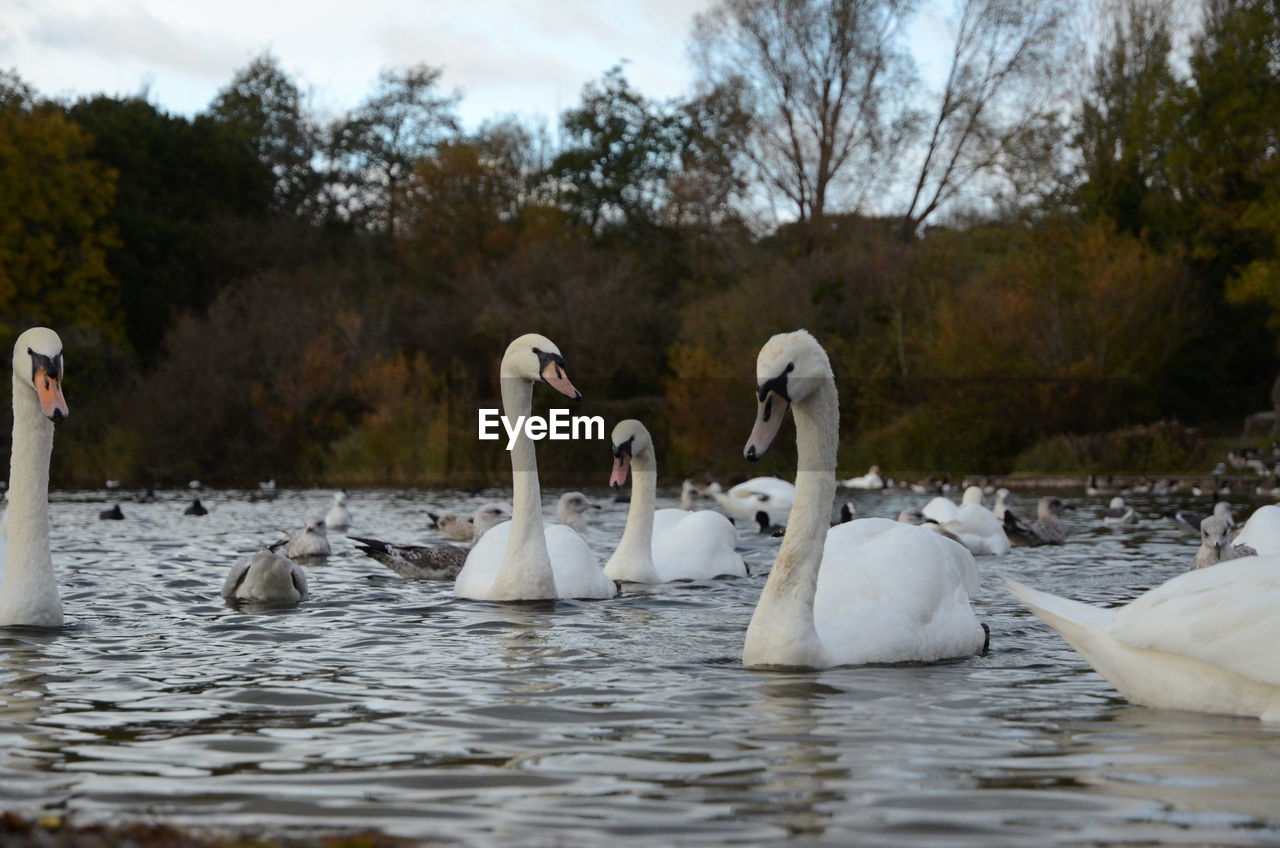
[603,419,745,583]
[1193,514,1256,570]
[1103,496,1136,525]
[705,476,796,527]
[325,491,352,531]
[992,488,1011,520]
[104,479,120,489]
[896,507,964,545]
[222,550,308,605]
[921,487,1010,555]
[741,330,986,669]
[556,491,602,535]
[1169,501,1233,534]
[454,334,616,601]
[272,515,331,559]
[839,464,883,489]
[352,504,511,581]
[98,504,124,521]
[0,328,70,627]
[427,502,512,542]
[755,510,785,536]
[184,498,208,516]
[137,487,156,503]
[1231,504,1280,555]
[1004,497,1070,546]
[1004,562,1280,720]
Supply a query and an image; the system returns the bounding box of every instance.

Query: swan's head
[502,333,581,400]
[13,327,68,422]
[609,419,653,488]
[744,330,830,460]
[962,486,984,506]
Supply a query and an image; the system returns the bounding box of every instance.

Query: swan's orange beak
[744,392,787,461]
[610,452,631,488]
[34,366,69,422]
[541,359,581,400]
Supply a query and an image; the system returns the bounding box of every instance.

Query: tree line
[1,0,1278,487]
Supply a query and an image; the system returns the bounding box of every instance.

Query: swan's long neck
[494,374,557,598]
[606,447,659,582]
[0,374,62,626]
[743,378,838,667]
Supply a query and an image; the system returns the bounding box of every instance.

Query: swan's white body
[922,487,1010,556]
[223,550,309,604]
[839,465,883,489]
[604,420,746,583]
[325,492,352,531]
[710,476,795,524]
[0,328,68,628]
[454,335,615,601]
[741,331,985,669]
[1232,504,1280,555]
[1005,560,1280,720]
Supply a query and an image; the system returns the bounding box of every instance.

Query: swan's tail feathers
[1003,576,1116,641]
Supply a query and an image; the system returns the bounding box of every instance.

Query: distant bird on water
[98,504,124,521]
[184,498,208,516]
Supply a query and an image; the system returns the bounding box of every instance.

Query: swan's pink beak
[541,360,581,400]
[35,367,69,422]
[744,392,787,461]
[610,452,631,488]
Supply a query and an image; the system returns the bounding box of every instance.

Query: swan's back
[455,520,513,597]
[544,524,615,598]
[950,503,1011,555]
[1233,505,1280,555]
[922,496,961,525]
[813,518,984,664]
[651,508,746,581]
[731,476,796,505]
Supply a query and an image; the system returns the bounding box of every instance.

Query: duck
[1192,514,1256,569]
[325,491,352,531]
[839,465,883,489]
[1230,504,1280,555]
[1102,496,1136,525]
[706,476,796,526]
[222,550,308,605]
[184,498,208,516]
[740,330,986,668]
[556,491,602,535]
[603,419,746,583]
[921,487,1010,555]
[352,504,511,580]
[98,504,124,521]
[272,515,331,559]
[1004,497,1070,546]
[0,328,70,628]
[1004,561,1280,720]
[454,334,616,601]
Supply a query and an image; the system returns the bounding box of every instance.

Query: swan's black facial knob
[745,445,758,462]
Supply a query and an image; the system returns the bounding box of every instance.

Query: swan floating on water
[920,487,1010,555]
[1004,560,1280,720]
[556,491,601,535]
[740,330,986,669]
[839,464,884,489]
[454,334,617,601]
[325,491,352,531]
[222,550,308,604]
[353,504,511,580]
[0,328,70,628]
[707,476,796,526]
[603,419,746,583]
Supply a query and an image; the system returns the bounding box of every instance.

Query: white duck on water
[740,330,986,669]
[0,328,70,628]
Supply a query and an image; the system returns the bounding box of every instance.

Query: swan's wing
[652,509,746,580]
[922,496,960,525]
[1111,556,1280,685]
[951,504,1011,555]
[455,520,513,596]
[290,564,309,599]
[222,558,252,598]
[546,524,615,599]
[1232,506,1280,555]
[730,477,796,505]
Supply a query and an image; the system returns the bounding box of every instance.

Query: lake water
[1,486,1278,845]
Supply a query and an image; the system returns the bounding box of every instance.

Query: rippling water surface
[2,486,1278,845]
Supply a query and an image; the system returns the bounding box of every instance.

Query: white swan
[1005,562,1280,720]
[740,330,986,669]
[0,328,69,628]
[604,419,746,583]
[325,491,352,530]
[454,334,616,601]
[222,550,308,604]
[708,476,795,525]
[839,464,883,489]
[1231,504,1280,555]
[922,487,1010,556]
[556,491,601,535]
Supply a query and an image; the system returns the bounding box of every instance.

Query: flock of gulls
[1,327,1279,723]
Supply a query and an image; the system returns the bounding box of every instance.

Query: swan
[1004,562,1280,720]
[839,464,883,489]
[325,491,352,531]
[222,550,308,604]
[740,330,986,669]
[1103,496,1136,525]
[992,488,1011,520]
[272,515,331,559]
[922,487,1010,555]
[1229,504,1280,555]
[0,328,69,628]
[352,504,510,580]
[603,419,746,583]
[1193,514,1256,569]
[556,491,601,535]
[454,334,616,601]
[707,476,796,525]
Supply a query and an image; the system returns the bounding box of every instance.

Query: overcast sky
[3,0,959,130]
